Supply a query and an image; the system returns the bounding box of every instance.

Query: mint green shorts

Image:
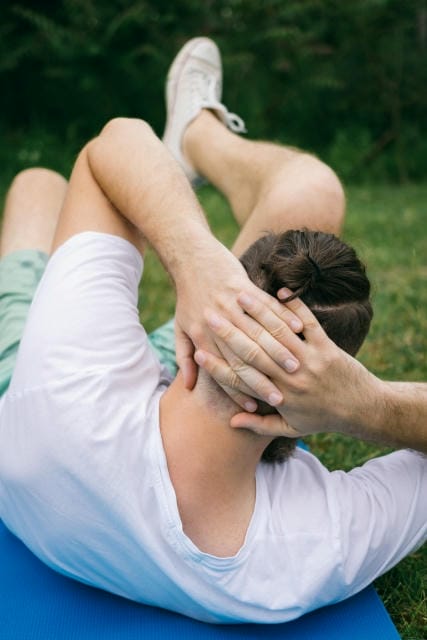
[0,250,177,397]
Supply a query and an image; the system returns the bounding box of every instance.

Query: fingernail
[284,358,299,372]
[268,392,283,406]
[194,351,205,365]
[238,293,253,307]
[244,400,257,412]
[207,313,223,329]
[291,319,303,332]
[278,288,292,300]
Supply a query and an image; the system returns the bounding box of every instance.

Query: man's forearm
[87,117,216,282]
[368,381,427,453]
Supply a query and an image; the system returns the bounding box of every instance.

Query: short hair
[239,229,373,464]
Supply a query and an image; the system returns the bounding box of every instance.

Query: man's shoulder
[257,448,336,522]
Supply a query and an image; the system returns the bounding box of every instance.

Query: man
[0,38,425,624]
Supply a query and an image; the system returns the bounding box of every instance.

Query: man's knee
[8,168,67,196]
[277,153,345,230]
[290,153,345,212]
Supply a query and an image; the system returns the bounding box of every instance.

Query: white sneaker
[163,37,246,185]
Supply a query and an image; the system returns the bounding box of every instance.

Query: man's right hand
[195,291,387,440]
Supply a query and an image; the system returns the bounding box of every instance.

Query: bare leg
[183,110,345,256]
[0,168,67,258]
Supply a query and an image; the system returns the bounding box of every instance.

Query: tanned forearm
[87,117,216,282]
[366,381,427,453]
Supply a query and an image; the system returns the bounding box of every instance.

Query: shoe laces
[223,111,247,134]
[191,70,247,134]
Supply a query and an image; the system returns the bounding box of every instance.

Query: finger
[236,292,303,365]
[203,311,286,404]
[244,286,304,333]
[175,327,197,389]
[213,339,283,406]
[230,412,302,438]
[194,350,259,412]
[206,310,299,376]
[277,290,329,345]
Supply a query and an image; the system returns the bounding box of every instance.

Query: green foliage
[1,0,426,181]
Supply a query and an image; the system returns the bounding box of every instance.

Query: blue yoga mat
[0,519,400,639]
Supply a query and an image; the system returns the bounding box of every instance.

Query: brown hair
[239,229,373,463]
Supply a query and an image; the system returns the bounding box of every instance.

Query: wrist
[337,369,389,442]
[172,234,236,286]
[362,378,393,442]
[158,219,218,284]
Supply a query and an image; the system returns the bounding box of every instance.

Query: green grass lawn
[0,170,426,637]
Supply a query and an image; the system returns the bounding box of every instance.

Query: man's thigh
[52,144,144,256]
[0,249,48,396]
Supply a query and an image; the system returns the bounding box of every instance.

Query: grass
[0,164,426,638]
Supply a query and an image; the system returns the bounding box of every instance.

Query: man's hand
[174,241,304,411]
[194,291,385,438]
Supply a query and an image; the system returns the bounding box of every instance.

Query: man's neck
[159,373,272,556]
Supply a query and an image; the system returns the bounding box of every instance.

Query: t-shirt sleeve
[10,231,165,390]
[331,449,427,596]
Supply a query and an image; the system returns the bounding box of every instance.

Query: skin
[197,291,427,454]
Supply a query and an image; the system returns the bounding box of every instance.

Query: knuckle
[293,375,310,394]
[188,320,199,335]
[242,345,260,365]
[190,325,204,346]
[228,369,241,389]
[248,322,264,341]
[250,297,264,316]
[233,361,250,381]
[269,325,288,342]
[302,318,318,333]
[280,372,307,394]
[221,324,236,341]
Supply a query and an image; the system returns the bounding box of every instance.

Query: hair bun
[264,249,324,299]
[240,228,371,308]
[307,254,323,279]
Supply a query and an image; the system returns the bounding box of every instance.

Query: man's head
[238,228,373,463]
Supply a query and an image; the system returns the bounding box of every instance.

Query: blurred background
[1,0,426,183]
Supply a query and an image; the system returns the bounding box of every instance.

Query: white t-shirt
[0,232,425,624]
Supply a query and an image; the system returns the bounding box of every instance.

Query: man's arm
[194,293,427,453]
[55,118,301,407]
[368,381,427,452]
